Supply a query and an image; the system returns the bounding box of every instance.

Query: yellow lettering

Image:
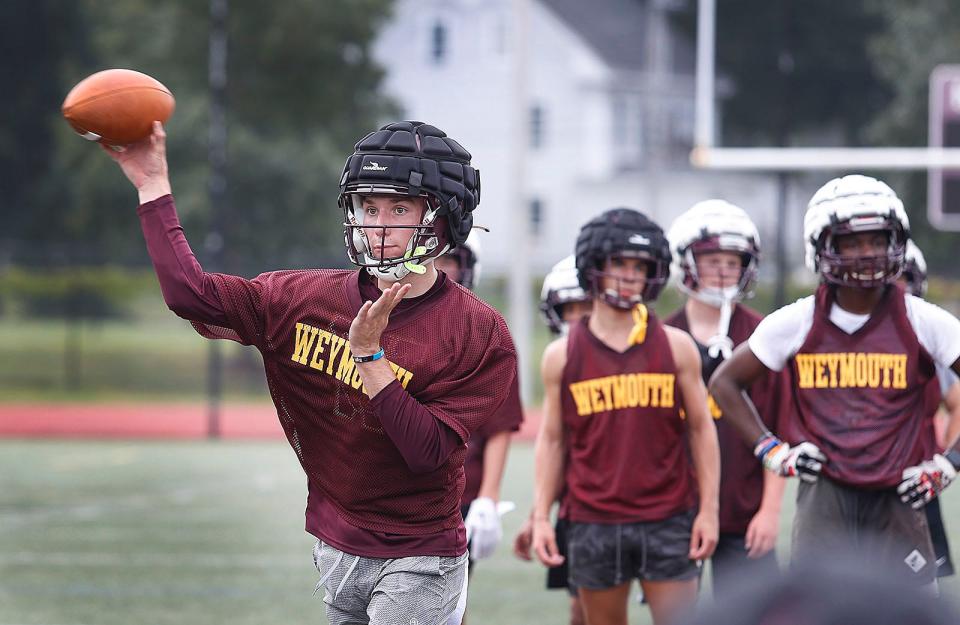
[661,374,675,407]
[825,353,840,388]
[326,335,346,375]
[856,354,869,388]
[612,375,627,409]
[336,341,356,382]
[707,393,721,418]
[796,354,816,389]
[599,377,615,411]
[814,354,829,388]
[893,354,907,389]
[569,382,594,416]
[291,322,318,365]
[308,330,330,371]
[590,381,605,414]
[867,354,881,388]
[626,374,639,407]
[839,352,856,388]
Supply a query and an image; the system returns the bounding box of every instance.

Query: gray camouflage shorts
[567,509,701,589]
[313,540,469,625]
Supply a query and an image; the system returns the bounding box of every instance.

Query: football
[61,69,175,146]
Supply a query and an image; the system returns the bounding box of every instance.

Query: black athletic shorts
[567,509,701,590]
[546,517,578,596]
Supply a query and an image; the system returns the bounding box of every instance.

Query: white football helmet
[666,199,761,308]
[804,174,909,287]
[540,255,590,335]
[902,240,928,297]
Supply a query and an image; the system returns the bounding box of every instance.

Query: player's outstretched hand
[898,454,959,510]
[531,518,565,568]
[349,282,412,356]
[101,121,170,196]
[513,515,534,561]
[688,509,718,560]
[754,437,825,482]
[464,497,502,560]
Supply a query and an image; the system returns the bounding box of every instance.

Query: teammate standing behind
[434,233,524,625]
[664,201,786,595]
[899,240,958,580]
[513,255,592,625]
[104,120,522,625]
[710,175,960,589]
[533,209,720,625]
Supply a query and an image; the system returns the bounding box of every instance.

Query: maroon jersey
[461,380,523,506]
[783,284,940,489]
[665,304,786,534]
[560,315,695,523]
[192,268,519,549]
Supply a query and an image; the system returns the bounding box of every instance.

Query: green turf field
[2,439,959,625]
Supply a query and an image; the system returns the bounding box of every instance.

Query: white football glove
[898,454,959,510]
[464,497,502,560]
[754,436,826,482]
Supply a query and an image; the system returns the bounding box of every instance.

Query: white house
[372,0,818,279]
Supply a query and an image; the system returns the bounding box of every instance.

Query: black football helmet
[575,208,672,308]
[339,121,481,281]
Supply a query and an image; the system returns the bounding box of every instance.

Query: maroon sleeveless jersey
[783,284,940,489]
[561,315,695,523]
[665,304,786,534]
[191,269,519,536]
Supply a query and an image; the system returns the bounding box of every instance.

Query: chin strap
[628,303,649,346]
[706,299,734,359]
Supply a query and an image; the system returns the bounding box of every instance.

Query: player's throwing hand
[348,282,411,356]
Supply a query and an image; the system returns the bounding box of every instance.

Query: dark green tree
[676,0,889,147]
[865,0,960,277]
[7,0,396,275]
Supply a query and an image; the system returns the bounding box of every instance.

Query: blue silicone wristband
[353,347,385,363]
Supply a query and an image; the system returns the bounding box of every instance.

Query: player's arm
[666,326,719,560]
[350,282,462,474]
[708,344,771,445]
[745,470,785,558]
[102,122,228,325]
[532,337,567,567]
[943,379,960,450]
[710,344,825,481]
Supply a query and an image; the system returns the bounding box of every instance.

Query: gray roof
[540,0,648,70]
[539,0,696,74]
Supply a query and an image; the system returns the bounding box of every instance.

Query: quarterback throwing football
[105,121,522,625]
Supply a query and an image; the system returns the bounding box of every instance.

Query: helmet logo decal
[362,161,388,172]
[629,234,650,245]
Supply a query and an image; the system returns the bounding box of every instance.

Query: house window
[612,94,643,169]
[529,197,544,237]
[530,104,545,149]
[431,21,447,64]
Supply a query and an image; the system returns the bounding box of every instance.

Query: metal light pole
[206,0,228,439]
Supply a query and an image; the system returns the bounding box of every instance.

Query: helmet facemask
[816,216,907,288]
[341,189,451,282]
[679,236,759,308]
[589,251,669,310]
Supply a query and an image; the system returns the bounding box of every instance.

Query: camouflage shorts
[313,540,469,625]
[567,509,700,589]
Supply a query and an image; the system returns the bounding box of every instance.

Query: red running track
[0,403,541,441]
